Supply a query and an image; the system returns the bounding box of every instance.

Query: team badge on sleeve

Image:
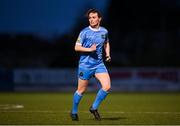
[101,34,106,39]
[76,37,81,44]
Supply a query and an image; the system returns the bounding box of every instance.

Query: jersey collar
[89,26,100,31]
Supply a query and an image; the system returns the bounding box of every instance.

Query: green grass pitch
[0,92,180,125]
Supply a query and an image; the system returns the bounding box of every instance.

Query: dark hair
[86,8,102,18]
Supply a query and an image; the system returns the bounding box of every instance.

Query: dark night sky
[0,0,110,38]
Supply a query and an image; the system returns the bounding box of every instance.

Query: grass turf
[0,92,180,125]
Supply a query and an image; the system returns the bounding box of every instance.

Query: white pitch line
[0,110,180,114]
[0,104,24,109]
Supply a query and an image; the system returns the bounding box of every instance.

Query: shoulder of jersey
[100,26,108,32]
[81,27,90,33]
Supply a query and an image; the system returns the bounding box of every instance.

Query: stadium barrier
[0,68,14,91]
[13,68,180,92]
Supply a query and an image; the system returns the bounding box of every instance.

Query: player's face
[88,12,101,28]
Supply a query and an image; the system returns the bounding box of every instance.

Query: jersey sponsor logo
[86,35,94,39]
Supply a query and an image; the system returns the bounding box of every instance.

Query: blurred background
[0,0,180,92]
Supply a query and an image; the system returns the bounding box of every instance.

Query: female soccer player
[70,8,111,121]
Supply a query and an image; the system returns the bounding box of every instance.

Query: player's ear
[98,17,102,22]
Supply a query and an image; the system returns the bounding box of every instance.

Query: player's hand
[105,56,111,62]
[90,44,96,52]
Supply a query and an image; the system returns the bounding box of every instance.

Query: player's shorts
[78,63,108,80]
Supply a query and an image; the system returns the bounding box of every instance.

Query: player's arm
[75,43,96,52]
[104,41,111,62]
[75,31,96,52]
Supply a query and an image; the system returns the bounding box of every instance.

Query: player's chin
[90,24,96,28]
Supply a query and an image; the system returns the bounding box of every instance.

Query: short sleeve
[105,31,109,43]
[76,31,85,45]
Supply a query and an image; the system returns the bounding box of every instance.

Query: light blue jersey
[76,26,109,68]
[76,26,109,80]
